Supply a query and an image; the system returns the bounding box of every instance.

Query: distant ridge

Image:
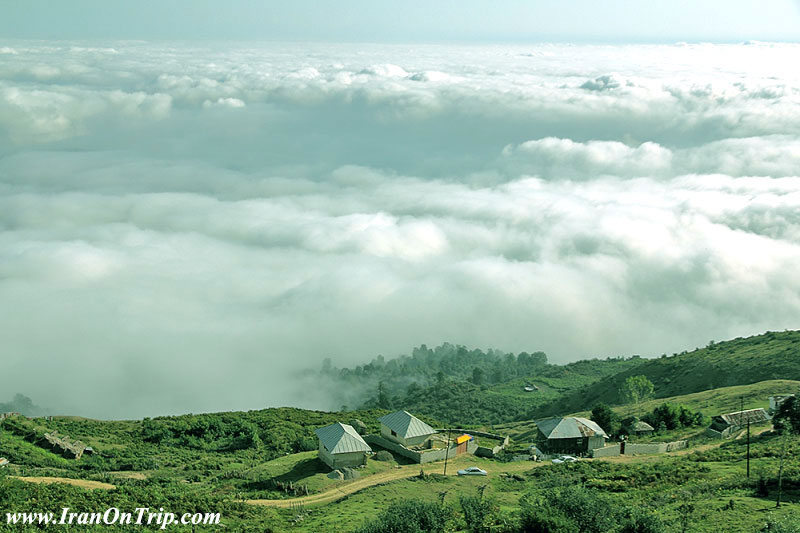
[535,330,800,417]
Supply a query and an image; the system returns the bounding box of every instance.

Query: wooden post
[443,429,452,476]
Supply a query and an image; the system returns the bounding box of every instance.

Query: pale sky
[1,0,799,42]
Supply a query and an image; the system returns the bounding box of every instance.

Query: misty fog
[1,42,799,419]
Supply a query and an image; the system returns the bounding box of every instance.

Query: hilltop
[533,330,800,417]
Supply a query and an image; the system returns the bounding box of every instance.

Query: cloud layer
[1,41,799,418]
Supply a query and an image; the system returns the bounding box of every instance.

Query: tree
[620,375,654,405]
[377,381,391,409]
[773,396,800,434]
[775,428,793,508]
[591,403,618,436]
[472,367,485,386]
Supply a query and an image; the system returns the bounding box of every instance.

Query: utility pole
[747,409,751,478]
[443,429,452,476]
[741,396,750,478]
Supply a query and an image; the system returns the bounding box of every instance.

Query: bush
[642,403,703,431]
[374,450,394,462]
[618,506,665,533]
[460,493,498,533]
[355,500,453,533]
[761,514,800,533]
[518,485,664,533]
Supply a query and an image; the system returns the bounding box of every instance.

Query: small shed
[315,423,372,470]
[707,408,772,438]
[378,411,437,447]
[632,420,655,435]
[535,417,608,454]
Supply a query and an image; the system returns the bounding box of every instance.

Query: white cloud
[0,41,799,418]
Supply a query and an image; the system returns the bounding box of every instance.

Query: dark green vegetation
[544,330,800,416]
[773,396,800,435]
[1,330,800,532]
[316,342,646,424]
[304,438,800,533]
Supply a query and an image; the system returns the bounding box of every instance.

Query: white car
[457,466,488,476]
[551,455,578,464]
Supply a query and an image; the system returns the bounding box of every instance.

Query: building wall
[379,425,435,447]
[318,442,366,470]
[541,437,585,455]
[365,434,477,464]
[591,444,621,458]
[587,435,606,450]
[404,434,432,447]
[625,440,687,455]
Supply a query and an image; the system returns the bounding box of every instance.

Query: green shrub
[355,500,453,533]
[459,493,498,533]
[762,514,800,533]
[374,450,394,462]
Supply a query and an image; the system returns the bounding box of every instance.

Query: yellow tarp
[456,434,471,445]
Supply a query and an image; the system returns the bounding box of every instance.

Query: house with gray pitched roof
[315,423,372,470]
[535,416,608,454]
[378,411,437,447]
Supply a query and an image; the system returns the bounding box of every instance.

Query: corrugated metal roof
[378,411,436,439]
[314,423,372,455]
[633,421,654,432]
[456,434,472,444]
[716,408,771,427]
[535,417,608,439]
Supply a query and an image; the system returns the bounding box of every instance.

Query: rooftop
[378,410,436,440]
[315,423,372,455]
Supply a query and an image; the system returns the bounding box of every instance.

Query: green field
[1,330,799,532]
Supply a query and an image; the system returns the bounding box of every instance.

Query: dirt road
[9,476,115,490]
[246,457,537,508]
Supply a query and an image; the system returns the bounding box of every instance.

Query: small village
[1,392,794,479]
[305,392,795,481]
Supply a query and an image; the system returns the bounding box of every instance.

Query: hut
[378,411,437,447]
[535,417,608,455]
[315,423,372,470]
[707,408,771,438]
[631,420,655,435]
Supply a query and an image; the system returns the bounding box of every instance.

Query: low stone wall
[439,429,509,458]
[365,435,478,464]
[591,444,621,458]
[706,427,736,439]
[625,440,687,455]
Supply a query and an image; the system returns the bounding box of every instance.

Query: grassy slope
[496,379,800,445]
[535,330,800,417]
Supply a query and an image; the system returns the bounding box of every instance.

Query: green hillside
[498,379,800,445]
[535,330,800,417]
[2,331,800,531]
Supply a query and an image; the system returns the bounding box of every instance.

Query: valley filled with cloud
[1,41,799,418]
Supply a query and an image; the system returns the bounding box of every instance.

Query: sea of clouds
[1,41,799,418]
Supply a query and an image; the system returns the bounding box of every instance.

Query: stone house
[378,410,437,447]
[315,423,372,470]
[535,417,608,455]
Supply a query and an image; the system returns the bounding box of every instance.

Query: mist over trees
[312,342,644,425]
[0,394,50,417]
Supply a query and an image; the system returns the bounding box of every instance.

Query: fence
[590,444,621,458]
[365,434,478,464]
[624,440,687,455]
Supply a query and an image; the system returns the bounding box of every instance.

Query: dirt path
[246,457,537,508]
[9,476,115,490]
